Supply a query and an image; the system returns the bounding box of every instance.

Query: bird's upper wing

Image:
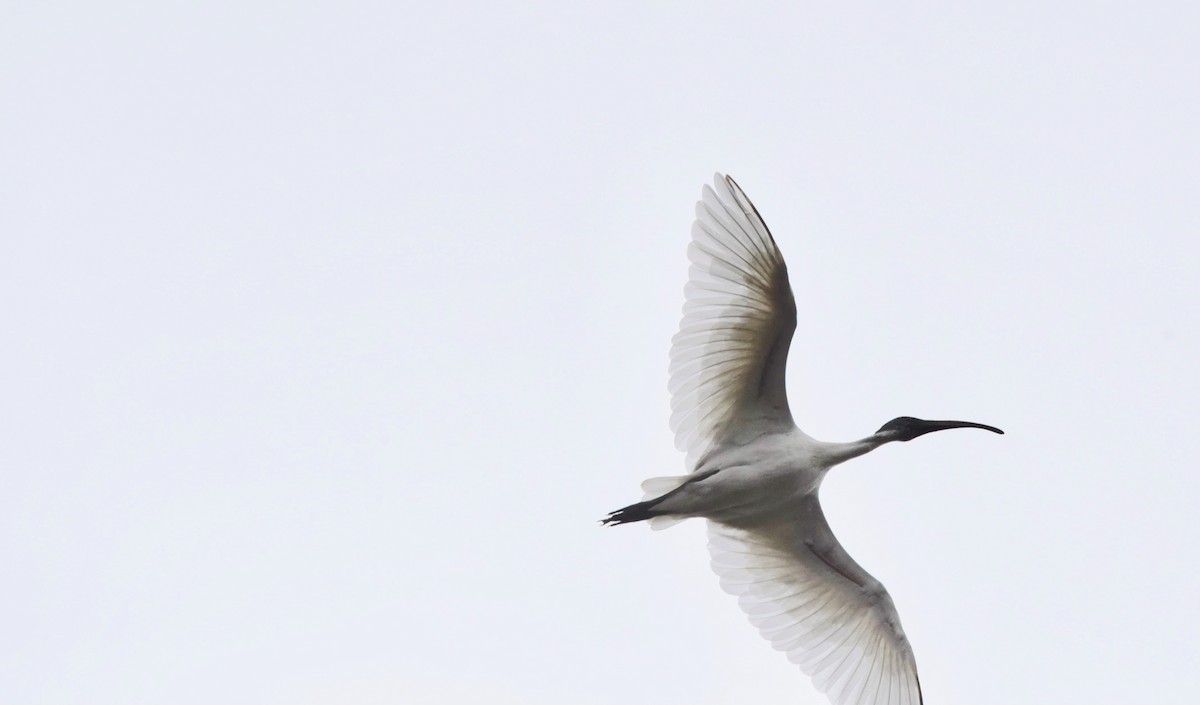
[708,503,923,705]
[669,174,797,469]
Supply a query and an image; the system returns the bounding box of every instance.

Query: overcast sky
[3,2,1198,704]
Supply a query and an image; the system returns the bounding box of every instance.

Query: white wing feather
[708,504,923,705]
[669,174,797,469]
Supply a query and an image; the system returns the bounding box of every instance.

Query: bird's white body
[653,431,878,528]
[606,174,1002,705]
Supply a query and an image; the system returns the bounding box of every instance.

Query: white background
[3,2,1198,704]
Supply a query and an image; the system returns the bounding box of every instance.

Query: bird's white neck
[815,435,890,468]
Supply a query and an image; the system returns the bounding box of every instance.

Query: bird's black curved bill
[915,419,1004,436]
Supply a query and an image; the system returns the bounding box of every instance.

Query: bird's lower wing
[708,514,923,705]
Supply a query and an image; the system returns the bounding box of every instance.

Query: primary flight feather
[604,174,1003,705]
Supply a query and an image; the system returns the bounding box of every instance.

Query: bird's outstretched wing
[708,503,923,705]
[669,174,797,469]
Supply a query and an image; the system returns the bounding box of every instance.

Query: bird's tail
[638,475,690,499]
[601,474,694,528]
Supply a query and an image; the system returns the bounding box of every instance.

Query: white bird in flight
[604,174,1002,705]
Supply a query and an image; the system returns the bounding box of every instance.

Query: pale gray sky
[2,2,1197,704]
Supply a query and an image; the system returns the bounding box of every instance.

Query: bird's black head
[877,416,1004,442]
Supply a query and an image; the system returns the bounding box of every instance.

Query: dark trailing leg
[601,498,665,526]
